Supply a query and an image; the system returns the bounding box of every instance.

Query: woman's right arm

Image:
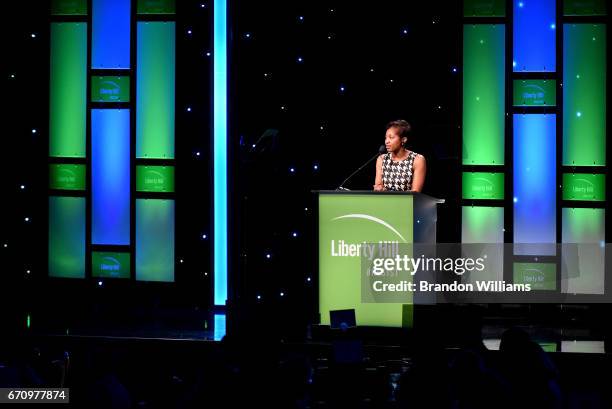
[373,155,384,191]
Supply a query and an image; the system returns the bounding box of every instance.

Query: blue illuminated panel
[92,109,130,245]
[514,114,556,255]
[92,0,130,69]
[136,199,175,282]
[513,0,556,72]
[214,0,228,306]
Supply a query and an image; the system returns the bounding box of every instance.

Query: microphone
[336,145,387,191]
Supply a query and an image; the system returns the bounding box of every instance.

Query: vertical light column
[49,2,88,279]
[135,5,176,283]
[462,3,506,258]
[214,0,228,306]
[561,5,607,296]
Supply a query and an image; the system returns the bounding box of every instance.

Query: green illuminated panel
[462,206,504,242]
[464,0,506,17]
[51,0,87,15]
[92,252,130,279]
[136,166,175,192]
[513,262,556,290]
[562,208,605,294]
[462,172,504,199]
[513,80,556,106]
[136,199,174,282]
[50,23,87,158]
[136,22,176,159]
[562,174,605,201]
[137,0,176,14]
[49,196,85,278]
[563,24,606,166]
[462,206,504,282]
[463,25,505,165]
[564,0,606,16]
[91,76,130,102]
[49,164,86,190]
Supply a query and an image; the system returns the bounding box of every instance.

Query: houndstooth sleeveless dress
[382,151,418,191]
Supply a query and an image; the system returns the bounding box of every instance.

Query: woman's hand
[373,184,384,191]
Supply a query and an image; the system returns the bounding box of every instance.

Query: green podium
[317,191,444,327]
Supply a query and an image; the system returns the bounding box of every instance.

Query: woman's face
[385,127,405,152]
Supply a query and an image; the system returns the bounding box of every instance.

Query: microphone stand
[336,147,386,191]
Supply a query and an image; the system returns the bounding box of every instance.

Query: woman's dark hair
[386,120,412,140]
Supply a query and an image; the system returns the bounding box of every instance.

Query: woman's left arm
[411,155,426,192]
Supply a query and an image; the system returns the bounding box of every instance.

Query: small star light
[24,217,30,222]
[245,32,251,38]
[98,280,103,286]
[518,2,524,7]
[452,67,457,73]
[205,51,211,57]
[292,232,298,238]
[202,234,207,239]
[31,33,36,38]
[179,259,184,263]
[280,292,285,297]
[307,277,311,282]
[266,253,271,259]
[576,112,582,117]
[31,129,37,134]
[195,151,201,157]
[200,3,206,8]
[339,85,345,92]
[187,29,192,35]
[313,164,319,170]
[10,74,15,79]
[297,56,303,63]
[20,185,25,190]
[281,105,286,111]
[186,106,192,112]
[289,167,295,173]
[550,23,556,30]
[257,294,262,300]
[513,197,518,203]
[298,16,304,22]
[513,61,517,67]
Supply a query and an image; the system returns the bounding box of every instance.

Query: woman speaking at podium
[373,120,426,192]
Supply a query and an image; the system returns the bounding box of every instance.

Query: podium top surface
[313,190,445,203]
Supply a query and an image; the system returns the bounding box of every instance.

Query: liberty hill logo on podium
[331,240,400,259]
